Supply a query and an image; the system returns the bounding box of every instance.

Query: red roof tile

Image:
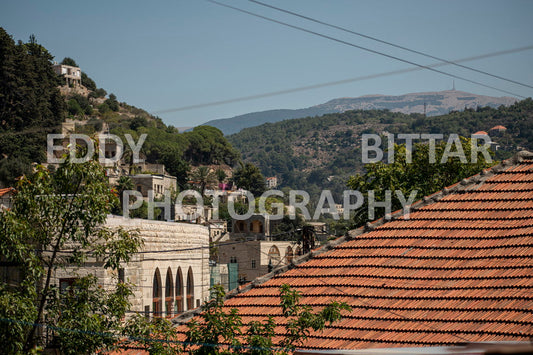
[174,152,533,351]
[0,187,13,197]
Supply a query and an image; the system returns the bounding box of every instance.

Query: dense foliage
[0,157,142,353]
[228,99,533,210]
[0,28,65,185]
[346,138,495,227]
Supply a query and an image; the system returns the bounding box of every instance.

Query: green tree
[182,284,351,354]
[81,72,96,91]
[346,137,495,227]
[116,175,135,211]
[190,166,216,196]
[215,168,227,185]
[0,156,142,353]
[105,93,119,112]
[60,57,78,67]
[232,162,266,197]
[0,29,65,186]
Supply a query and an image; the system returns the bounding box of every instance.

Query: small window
[118,268,125,283]
[230,256,237,263]
[251,260,256,269]
[59,278,77,294]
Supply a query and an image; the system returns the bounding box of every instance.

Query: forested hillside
[0,28,240,187]
[228,99,533,200]
[0,28,65,184]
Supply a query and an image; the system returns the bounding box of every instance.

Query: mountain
[202,90,518,135]
[227,99,533,203]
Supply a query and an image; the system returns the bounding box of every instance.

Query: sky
[2,0,533,129]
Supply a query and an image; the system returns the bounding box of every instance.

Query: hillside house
[53,63,81,87]
[266,176,278,189]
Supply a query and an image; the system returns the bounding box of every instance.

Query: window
[230,256,237,263]
[59,278,77,294]
[153,268,162,317]
[118,268,125,283]
[268,245,280,266]
[186,267,194,310]
[165,268,174,318]
[251,260,256,269]
[286,246,294,264]
[175,267,184,313]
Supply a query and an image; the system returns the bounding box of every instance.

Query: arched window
[153,268,162,317]
[186,267,194,310]
[175,267,184,313]
[268,245,281,267]
[165,268,173,318]
[286,246,294,264]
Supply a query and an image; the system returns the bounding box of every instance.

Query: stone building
[231,213,280,238]
[51,216,210,317]
[53,63,81,87]
[131,174,177,200]
[217,238,300,284]
[265,176,277,189]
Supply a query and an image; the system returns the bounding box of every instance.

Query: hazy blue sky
[2,0,532,128]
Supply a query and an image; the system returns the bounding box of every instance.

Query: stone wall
[51,216,210,318]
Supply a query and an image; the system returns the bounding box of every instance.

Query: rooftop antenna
[452,80,456,91]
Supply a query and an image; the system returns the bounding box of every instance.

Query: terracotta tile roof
[174,151,533,351]
[0,187,13,197]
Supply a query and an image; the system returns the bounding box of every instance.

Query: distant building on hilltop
[53,63,81,87]
[489,125,507,137]
[266,176,277,189]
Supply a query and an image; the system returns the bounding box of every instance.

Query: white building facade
[51,216,210,318]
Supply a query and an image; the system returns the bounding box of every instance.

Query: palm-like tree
[189,166,216,196]
[116,175,134,210]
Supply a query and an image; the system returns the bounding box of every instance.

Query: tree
[181,284,351,354]
[346,137,495,227]
[60,57,78,67]
[81,72,96,91]
[105,93,119,112]
[116,175,135,211]
[215,168,227,185]
[0,155,142,353]
[232,162,266,197]
[0,29,65,186]
[190,166,216,196]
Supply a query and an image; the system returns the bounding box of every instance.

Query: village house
[173,151,533,351]
[130,173,177,200]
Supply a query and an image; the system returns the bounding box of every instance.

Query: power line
[153,45,533,114]
[206,0,526,99]
[248,0,533,90]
